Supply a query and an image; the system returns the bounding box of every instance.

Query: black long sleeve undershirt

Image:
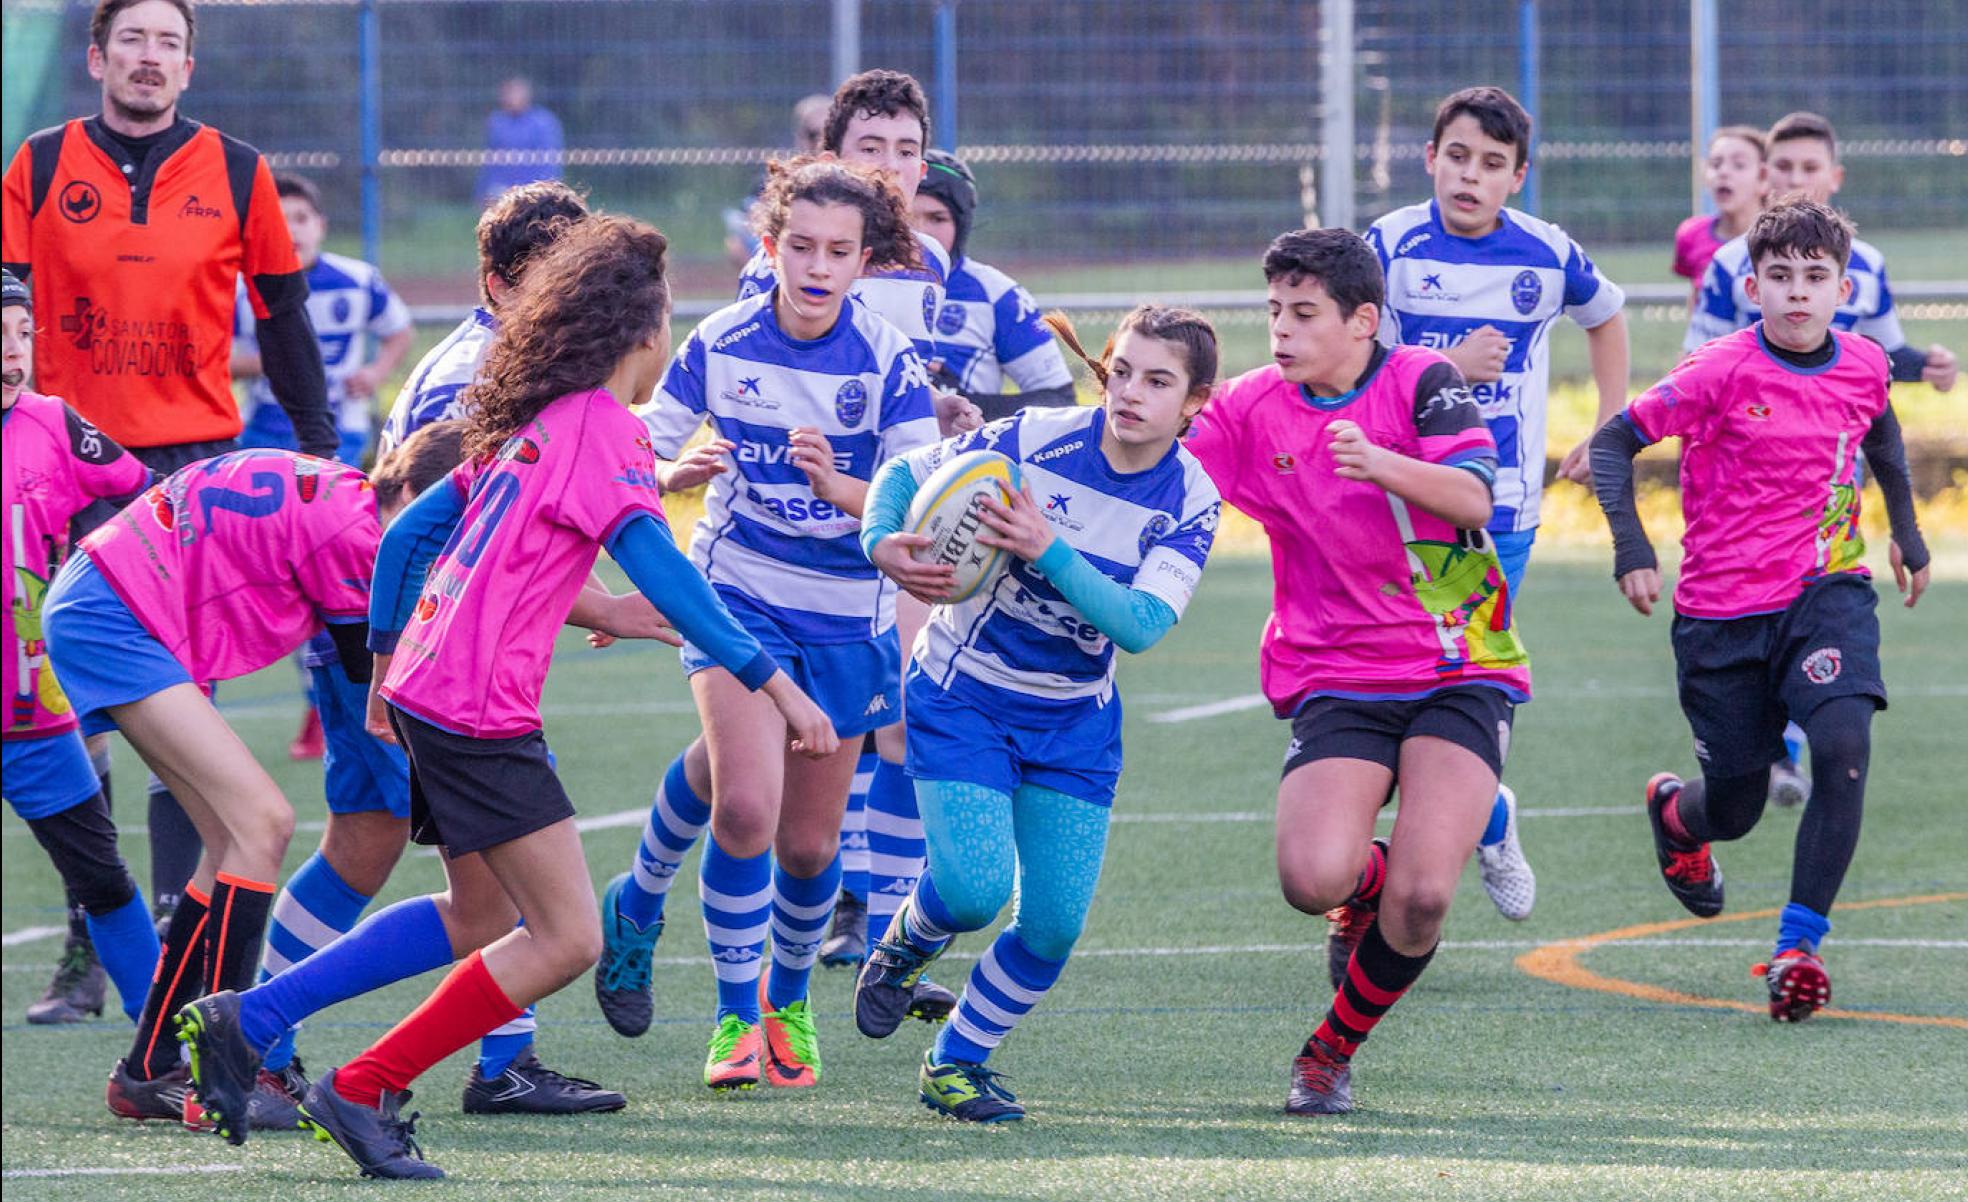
[256,305,338,459]
[1589,415,1656,580]
[1859,405,1929,574]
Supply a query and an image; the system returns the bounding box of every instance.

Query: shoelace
[708,1016,754,1060]
[948,1061,1016,1104]
[869,938,932,986]
[50,940,95,992]
[378,1095,427,1162]
[1665,846,1713,884]
[598,919,660,992]
[770,1005,821,1065]
[1294,1052,1344,1093]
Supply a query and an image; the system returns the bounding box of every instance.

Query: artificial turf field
[3,553,1964,1200]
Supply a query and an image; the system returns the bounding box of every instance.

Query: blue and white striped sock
[865,757,925,944]
[900,872,960,956]
[700,835,772,1024]
[617,753,709,930]
[255,852,372,1071]
[767,853,841,1010]
[477,1011,535,1078]
[839,749,876,902]
[934,929,1066,1065]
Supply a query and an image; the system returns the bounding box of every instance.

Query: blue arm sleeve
[860,456,922,560]
[1031,538,1177,655]
[606,514,777,691]
[367,481,468,653]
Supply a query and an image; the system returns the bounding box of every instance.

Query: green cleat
[919,1050,1023,1123]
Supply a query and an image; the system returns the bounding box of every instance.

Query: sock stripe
[184,881,211,907]
[141,910,208,1071]
[935,933,1066,1064]
[1346,958,1403,1007]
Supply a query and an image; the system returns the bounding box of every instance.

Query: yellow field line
[1515,892,1968,1029]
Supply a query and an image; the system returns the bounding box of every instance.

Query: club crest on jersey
[499,436,541,465]
[415,593,440,623]
[331,296,352,324]
[58,181,101,224]
[936,301,967,336]
[1746,402,1772,419]
[834,380,868,428]
[921,286,938,332]
[1138,512,1174,556]
[1511,270,1543,315]
[294,456,322,502]
[1801,647,1842,684]
[1272,451,1296,473]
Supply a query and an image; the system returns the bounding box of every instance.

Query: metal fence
[5,0,1964,290]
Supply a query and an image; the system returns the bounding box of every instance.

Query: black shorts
[1671,573,1886,779]
[1282,685,1515,780]
[386,704,574,856]
[71,438,238,539]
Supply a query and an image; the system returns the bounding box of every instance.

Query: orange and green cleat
[703,1014,764,1091]
[758,973,822,1088]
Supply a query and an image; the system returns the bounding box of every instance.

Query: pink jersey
[82,450,378,683]
[383,388,665,738]
[1672,214,1727,285]
[1186,346,1531,714]
[1624,325,1889,620]
[4,393,149,738]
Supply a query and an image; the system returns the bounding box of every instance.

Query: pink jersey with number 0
[4,392,149,737]
[1185,346,1531,715]
[383,388,666,738]
[82,450,378,683]
[1623,325,1889,620]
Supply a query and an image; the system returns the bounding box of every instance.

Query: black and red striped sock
[1354,842,1388,906]
[203,873,276,994]
[126,883,209,1079]
[1308,920,1435,1058]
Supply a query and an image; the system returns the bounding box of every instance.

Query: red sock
[1354,842,1388,906]
[1662,791,1696,846]
[333,951,523,1108]
[1310,921,1435,1058]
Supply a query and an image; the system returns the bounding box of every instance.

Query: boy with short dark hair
[1363,84,1630,930]
[1591,199,1929,1023]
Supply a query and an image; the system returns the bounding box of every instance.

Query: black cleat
[176,991,262,1145]
[105,1057,193,1121]
[855,927,946,1039]
[26,933,107,1024]
[595,872,661,1038]
[1285,1035,1353,1116]
[299,1069,444,1180]
[462,1048,626,1114]
[1753,943,1832,1023]
[819,889,868,967]
[1646,773,1725,917]
[247,1057,311,1131]
[908,974,958,1025]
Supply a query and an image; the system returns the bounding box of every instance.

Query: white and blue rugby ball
[903,449,1022,605]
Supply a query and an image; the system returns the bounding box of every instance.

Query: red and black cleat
[1753,943,1831,1023]
[1645,773,1725,918]
[1324,838,1388,992]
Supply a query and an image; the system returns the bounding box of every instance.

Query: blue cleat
[595,872,663,1038]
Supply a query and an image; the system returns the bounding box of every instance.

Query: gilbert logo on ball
[903,449,1021,605]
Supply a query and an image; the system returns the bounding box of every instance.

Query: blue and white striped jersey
[738,230,950,361]
[233,251,410,438]
[641,291,938,643]
[1365,200,1625,532]
[377,307,497,456]
[933,257,1074,396]
[1684,234,1906,353]
[907,407,1219,712]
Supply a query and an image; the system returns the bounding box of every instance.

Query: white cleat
[1476,785,1536,921]
[1768,758,1811,809]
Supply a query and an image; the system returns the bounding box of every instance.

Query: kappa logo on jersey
[714,321,763,351]
[58,180,102,224]
[834,380,869,427]
[1396,231,1431,255]
[863,693,891,718]
[936,301,967,336]
[178,195,224,221]
[1511,269,1543,315]
[1801,647,1843,685]
[921,285,938,332]
[896,351,933,393]
[1138,512,1174,556]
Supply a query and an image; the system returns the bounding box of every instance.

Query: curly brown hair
[822,69,930,155]
[462,215,670,461]
[749,155,921,275]
[476,180,591,305]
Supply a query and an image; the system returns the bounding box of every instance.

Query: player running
[1672,126,1768,309]
[1187,229,1528,1115]
[595,157,936,1094]
[1364,86,1622,932]
[181,215,832,1176]
[854,305,1220,1123]
[3,269,160,1031]
[1591,199,1929,1023]
[39,445,380,1125]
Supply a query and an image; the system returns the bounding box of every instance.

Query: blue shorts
[311,663,411,817]
[2,732,101,821]
[680,594,901,740]
[903,667,1124,807]
[43,554,193,737]
[1491,527,1536,599]
[241,404,370,466]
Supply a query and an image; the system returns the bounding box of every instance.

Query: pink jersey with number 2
[383,389,666,738]
[1185,346,1530,716]
[82,450,378,683]
[1623,325,1889,620]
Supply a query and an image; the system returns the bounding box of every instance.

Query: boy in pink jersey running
[3,268,161,1033]
[1591,199,1929,1023]
[41,443,381,1121]
[1186,229,1528,1115]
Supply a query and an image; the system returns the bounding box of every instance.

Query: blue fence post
[933,1,957,152]
[1691,0,1720,214]
[1518,0,1540,215]
[359,0,381,269]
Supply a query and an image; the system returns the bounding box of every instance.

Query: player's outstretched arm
[1328,420,1493,530]
[1860,404,1930,608]
[1589,414,1660,615]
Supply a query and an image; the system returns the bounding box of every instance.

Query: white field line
[3,1165,245,1179]
[0,925,63,947]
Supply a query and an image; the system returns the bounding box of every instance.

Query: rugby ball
[903,449,1022,605]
